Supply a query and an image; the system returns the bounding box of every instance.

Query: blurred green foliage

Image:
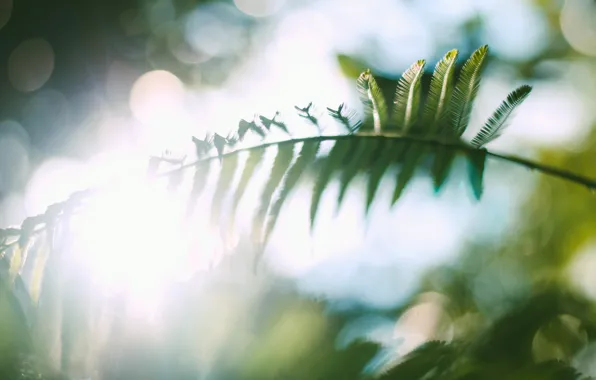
[3,0,596,379]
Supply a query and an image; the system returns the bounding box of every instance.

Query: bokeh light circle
[233,0,285,17]
[129,70,186,126]
[8,38,55,92]
[560,0,596,56]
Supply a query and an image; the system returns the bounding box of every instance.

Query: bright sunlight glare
[68,179,191,314]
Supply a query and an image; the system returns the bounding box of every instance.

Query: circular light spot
[129,70,185,126]
[0,119,30,148]
[184,8,245,59]
[233,0,285,17]
[21,89,71,142]
[8,38,55,92]
[0,135,29,193]
[561,0,596,56]
[0,0,13,30]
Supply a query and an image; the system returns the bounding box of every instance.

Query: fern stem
[486,151,596,190]
[160,135,596,191]
[2,134,596,253]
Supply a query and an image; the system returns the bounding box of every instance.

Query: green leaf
[237,119,252,140]
[421,49,459,134]
[252,144,295,245]
[311,139,353,229]
[213,133,228,159]
[192,136,212,157]
[327,104,361,133]
[186,161,211,219]
[392,60,426,132]
[449,45,489,137]
[336,138,379,211]
[391,142,425,205]
[228,148,266,233]
[210,153,239,227]
[262,141,320,246]
[431,145,458,193]
[377,341,456,380]
[466,148,487,200]
[29,241,49,305]
[366,139,401,214]
[471,85,533,148]
[357,70,388,132]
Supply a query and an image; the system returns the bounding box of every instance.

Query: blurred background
[2,0,596,378]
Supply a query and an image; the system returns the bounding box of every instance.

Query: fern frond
[431,146,457,193]
[262,141,320,245]
[366,139,401,214]
[210,153,238,227]
[228,148,266,233]
[471,85,532,148]
[391,143,425,205]
[421,49,458,133]
[449,45,489,137]
[186,162,211,218]
[391,60,426,133]
[377,341,456,380]
[357,70,388,133]
[252,144,295,246]
[295,102,320,130]
[466,148,487,200]
[327,104,361,133]
[336,138,377,211]
[311,140,353,228]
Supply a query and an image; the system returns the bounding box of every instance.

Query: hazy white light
[233,0,285,17]
[25,158,89,216]
[8,38,54,92]
[70,182,190,313]
[561,0,596,56]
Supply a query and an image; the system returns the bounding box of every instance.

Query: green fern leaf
[392,60,426,132]
[357,70,388,132]
[262,141,320,245]
[210,153,239,227]
[421,49,459,133]
[327,104,361,133]
[252,144,295,245]
[186,161,211,219]
[311,140,353,228]
[391,142,425,205]
[471,85,533,148]
[431,146,458,193]
[466,148,487,200]
[237,119,252,140]
[228,148,266,232]
[192,136,212,157]
[213,133,228,159]
[377,341,456,380]
[336,138,379,211]
[366,139,401,214]
[449,45,489,137]
[29,239,50,304]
